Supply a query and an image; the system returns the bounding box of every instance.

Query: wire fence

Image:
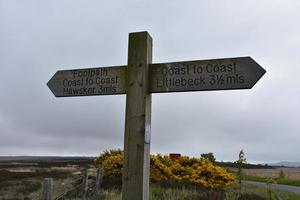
[32,168,103,200]
[54,168,102,200]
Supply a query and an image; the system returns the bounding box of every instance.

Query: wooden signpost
[48,31,266,200]
[47,66,127,97]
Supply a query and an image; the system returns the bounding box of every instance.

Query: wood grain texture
[122,31,152,200]
[149,57,266,93]
[47,66,127,97]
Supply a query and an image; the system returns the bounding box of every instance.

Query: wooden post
[95,168,103,195]
[42,178,52,200]
[82,168,89,200]
[122,31,152,200]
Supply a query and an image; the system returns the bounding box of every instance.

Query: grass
[0,180,41,200]
[99,183,300,200]
[2,168,300,200]
[242,174,300,187]
[227,183,300,200]
[100,186,224,200]
[150,185,224,200]
[0,169,72,200]
[0,169,71,182]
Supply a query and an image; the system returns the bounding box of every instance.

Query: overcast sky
[0,0,299,163]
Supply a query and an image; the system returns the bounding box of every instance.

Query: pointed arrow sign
[47,57,265,97]
[149,56,266,93]
[47,66,127,97]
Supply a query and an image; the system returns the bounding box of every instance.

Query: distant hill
[0,156,95,162]
[267,162,300,168]
[0,156,96,168]
[217,162,276,169]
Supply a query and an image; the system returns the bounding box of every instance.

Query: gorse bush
[94,149,234,188]
[95,149,123,177]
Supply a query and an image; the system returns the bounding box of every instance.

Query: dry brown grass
[228,167,300,180]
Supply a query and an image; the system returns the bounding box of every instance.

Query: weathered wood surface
[122,31,152,200]
[47,66,127,97]
[149,57,266,93]
[42,178,52,200]
[95,168,103,196]
[48,57,265,97]
[82,168,89,200]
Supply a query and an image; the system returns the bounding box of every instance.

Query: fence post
[96,168,103,196]
[82,168,89,200]
[42,178,52,200]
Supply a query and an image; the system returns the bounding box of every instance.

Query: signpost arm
[122,31,152,200]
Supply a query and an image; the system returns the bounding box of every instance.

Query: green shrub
[238,193,266,200]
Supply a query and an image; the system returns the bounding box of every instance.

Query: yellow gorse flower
[94,149,234,188]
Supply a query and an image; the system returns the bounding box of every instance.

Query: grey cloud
[0,0,299,163]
